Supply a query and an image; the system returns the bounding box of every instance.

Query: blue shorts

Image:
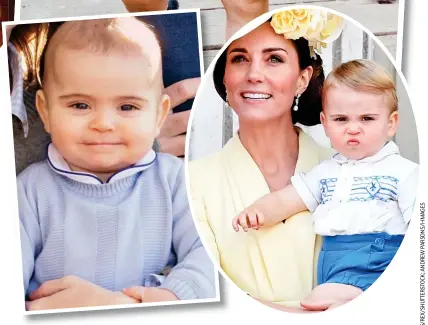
[317,232,404,291]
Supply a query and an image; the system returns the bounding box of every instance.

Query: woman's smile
[241,92,273,100]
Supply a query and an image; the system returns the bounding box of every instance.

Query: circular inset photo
[186,5,418,313]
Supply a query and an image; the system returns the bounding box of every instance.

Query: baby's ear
[35,90,51,134]
[154,94,171,136]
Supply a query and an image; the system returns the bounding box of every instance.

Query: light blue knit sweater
[18,153,215,300]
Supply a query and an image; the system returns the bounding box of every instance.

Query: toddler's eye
[362,116,374,121]
[70,103,89,110]
[120,104,138,111]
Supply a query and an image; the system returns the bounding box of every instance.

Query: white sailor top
[291,141,419,236]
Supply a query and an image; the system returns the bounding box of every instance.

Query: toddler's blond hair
[323,59,397,112]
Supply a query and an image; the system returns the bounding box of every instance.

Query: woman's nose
[246,61,265,83]
[89,109,115,132]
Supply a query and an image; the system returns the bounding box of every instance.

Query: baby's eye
[362,116,374,121]
[334,117,347,122]
[120,104,139,111]
[70,103,89,110]
[269,55,283,63]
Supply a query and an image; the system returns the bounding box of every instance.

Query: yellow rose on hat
[270,10,299,37]
[270,8,344,58]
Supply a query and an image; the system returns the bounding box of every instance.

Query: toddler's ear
[320,111,327,128]
[387,110,399,138]
[35,90,51,134]
[154,94,171,136]
[320,111,331,138]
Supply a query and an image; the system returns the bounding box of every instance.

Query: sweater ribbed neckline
[60,172,139,198]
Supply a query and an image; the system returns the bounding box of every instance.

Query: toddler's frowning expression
[321,84,398,161]
[36,18,170,181]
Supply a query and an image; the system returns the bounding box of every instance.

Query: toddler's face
[36,46,169,178]
[321,85,398,160]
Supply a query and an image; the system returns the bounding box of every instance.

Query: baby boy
[17,17,215,308]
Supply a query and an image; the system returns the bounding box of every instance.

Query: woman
[189,9,353,312]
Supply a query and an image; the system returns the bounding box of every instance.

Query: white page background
[0,0,424,323]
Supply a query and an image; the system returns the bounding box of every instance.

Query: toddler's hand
[232,207,265,232]
[122,286,179,303]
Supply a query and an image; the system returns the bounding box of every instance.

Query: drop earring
[293,94,301,112]
[225,91,230,107]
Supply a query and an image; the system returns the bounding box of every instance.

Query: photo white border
[0,0,413,323]
[2,7,220,316]
[184,2,416,323]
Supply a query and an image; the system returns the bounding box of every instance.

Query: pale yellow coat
[188,129,333,307]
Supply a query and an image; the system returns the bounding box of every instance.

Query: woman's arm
[221,0,269,39]
[121,0,169,12]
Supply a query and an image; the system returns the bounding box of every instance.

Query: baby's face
[321,84,398,160]
[37,45,169,177]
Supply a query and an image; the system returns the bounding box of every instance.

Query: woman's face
[223,22,309,123]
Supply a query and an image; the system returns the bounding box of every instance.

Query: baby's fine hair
[47,17,159,55]
[41,17,162,86]
[323,59,398,112]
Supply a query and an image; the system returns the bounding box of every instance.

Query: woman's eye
[269,55,283,63]
[231,55,247,63]
[120,104,138,111]
[70,103,89,110]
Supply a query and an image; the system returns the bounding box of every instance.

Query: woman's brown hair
[213,22,325,126]
[9,22,64,93]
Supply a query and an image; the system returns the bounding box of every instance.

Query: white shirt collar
[8,42,29,138]
[332,141,399,165]
[47,143,157,185]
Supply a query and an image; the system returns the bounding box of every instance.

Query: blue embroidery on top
[319,175,399,204]
[366,179,381,197]
[320,178,337,204]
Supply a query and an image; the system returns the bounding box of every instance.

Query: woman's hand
[253,298,322,313]
[300,283,362,311]
[26,276,140,311]
[254,282,361,313]
[123,286,179,303]
[158,77,200,157]
[122,0,169,12]
[221,0,269,39]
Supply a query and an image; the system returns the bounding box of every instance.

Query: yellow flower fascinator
[270,9,344,59]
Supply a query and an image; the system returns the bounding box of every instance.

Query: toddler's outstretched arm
[232,184,307,231]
